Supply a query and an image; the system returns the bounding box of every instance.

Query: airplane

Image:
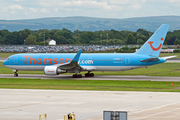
[3,24,176,78]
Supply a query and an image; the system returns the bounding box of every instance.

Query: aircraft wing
[53,50,83,70]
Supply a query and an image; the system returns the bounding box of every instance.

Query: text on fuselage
[23,56,71,65]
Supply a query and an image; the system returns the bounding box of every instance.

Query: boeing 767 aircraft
[3,24,176,78]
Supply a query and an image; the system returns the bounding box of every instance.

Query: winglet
[72,49,82,62]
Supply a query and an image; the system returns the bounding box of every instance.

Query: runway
[0,89,180,120]
[0,74,180,81]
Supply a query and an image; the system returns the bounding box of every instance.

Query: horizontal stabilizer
[161,55,177,60]
[140,57,160,62]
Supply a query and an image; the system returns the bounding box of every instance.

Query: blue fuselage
[3,53,165,71]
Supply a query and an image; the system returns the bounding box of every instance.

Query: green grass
[0,78,180,92]
[0,53,17,58]
[159,53,180,58]
[1,62,180,76]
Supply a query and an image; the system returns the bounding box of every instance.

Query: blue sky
[0,0,180,20]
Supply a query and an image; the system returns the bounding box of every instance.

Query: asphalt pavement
[0,74,180,81]
[0,89,180,120]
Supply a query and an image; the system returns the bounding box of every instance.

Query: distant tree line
[0,28,180,45]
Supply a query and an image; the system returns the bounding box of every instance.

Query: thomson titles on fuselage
[23,56,71,65]
[22,56,94,65]
[22,56,123,65]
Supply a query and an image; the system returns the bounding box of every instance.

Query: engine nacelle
[44,66,66,75]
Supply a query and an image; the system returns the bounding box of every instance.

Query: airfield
[1,89,180,120]
[0,59,180,120]
[1,73,180,120]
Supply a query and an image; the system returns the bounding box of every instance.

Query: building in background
[46,38,56,45]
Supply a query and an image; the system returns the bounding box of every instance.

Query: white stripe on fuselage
[5,65,146,71]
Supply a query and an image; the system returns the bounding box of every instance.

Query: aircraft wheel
[72,75,77,78]
[90,73,94,77]
[14,73,18,77]
[72,74,82,78]
[85,73,94,77]
[77,74,82,78]
[85,73,89,77]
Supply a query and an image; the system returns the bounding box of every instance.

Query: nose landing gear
[13,70,18,77]
[14,72,18,77]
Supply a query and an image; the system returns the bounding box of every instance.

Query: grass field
[0,78,180,92]
[159,53,180,58]
[0,53,16,58]
[1,62,180,76]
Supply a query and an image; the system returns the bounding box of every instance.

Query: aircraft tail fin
[135,24,169,57]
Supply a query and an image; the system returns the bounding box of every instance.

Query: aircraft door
[125,57,130,65]
[14,57,18,64]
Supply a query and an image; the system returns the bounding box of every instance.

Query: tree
[62,31,73,40]
[62,28,72,33]
[18,29,31,44]
[56,36,67,44]
[0,30,10,37]
[126,33,135,44]
[0,35,4,44]
[25,34,36,45]
[4,33,14,45]
[167,37,176,45]
[12,31,19,44]
[35,29,52,42]
[174,38,180,45]
[79,31,96,44]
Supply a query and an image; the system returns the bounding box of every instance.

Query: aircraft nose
[3,60,8,65]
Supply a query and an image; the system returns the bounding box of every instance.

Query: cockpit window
[6,58,9,60]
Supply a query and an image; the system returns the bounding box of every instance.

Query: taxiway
[0,89,180,120]
[0,74,180,81]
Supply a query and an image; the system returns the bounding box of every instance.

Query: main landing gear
[72,74,82,78]
[72,68,82,78]
[72,72,94,78]
[85,72,94,77]
[13,70,18,77]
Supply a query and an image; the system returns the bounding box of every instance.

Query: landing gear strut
[72,74,82,78]
[85,72,94,77]
[13,70,18,77]
[72,68,82,78]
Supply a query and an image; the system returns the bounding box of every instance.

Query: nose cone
[3,60,8,65]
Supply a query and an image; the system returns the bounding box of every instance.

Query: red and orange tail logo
[148,38,164,51]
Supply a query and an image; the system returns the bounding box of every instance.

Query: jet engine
[44,66,66,75]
